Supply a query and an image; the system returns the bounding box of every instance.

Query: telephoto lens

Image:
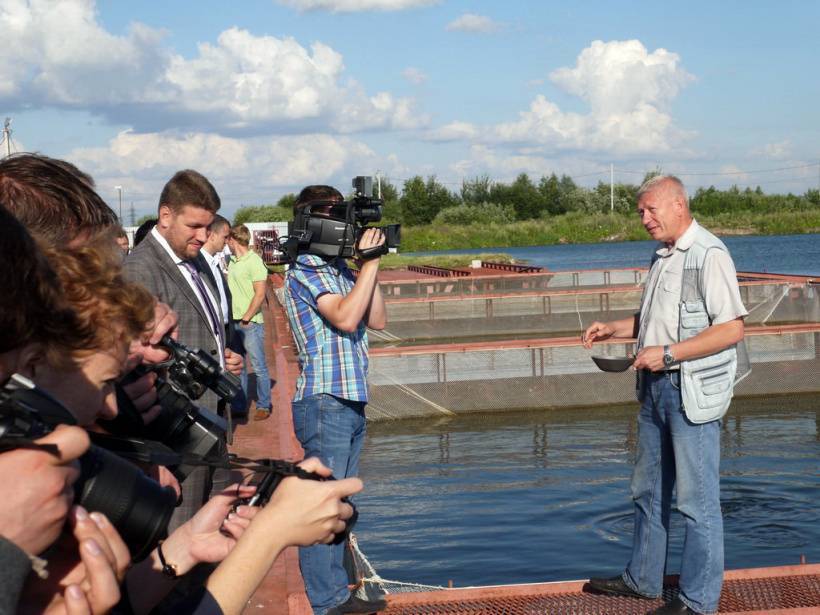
[74,445,177,561]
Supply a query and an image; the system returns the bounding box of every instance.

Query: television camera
[285,176,401,260]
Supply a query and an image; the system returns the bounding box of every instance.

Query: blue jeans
[292,394,367,614]
[235,322,271,411]
[624,371,723,614]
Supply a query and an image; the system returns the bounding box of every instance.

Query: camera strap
[87,431,316,476]
[0,437,60,456]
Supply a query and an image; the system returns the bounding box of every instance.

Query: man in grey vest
[582,175,749,615]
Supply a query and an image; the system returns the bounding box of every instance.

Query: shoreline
[396,211,820,252]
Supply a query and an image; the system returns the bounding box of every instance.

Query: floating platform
[382,563,820,614]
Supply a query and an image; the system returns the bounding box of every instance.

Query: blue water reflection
[408,233,820,276]
[356,397,819,587]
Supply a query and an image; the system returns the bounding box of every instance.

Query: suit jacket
[124,232,226,414]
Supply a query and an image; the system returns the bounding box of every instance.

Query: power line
[617,162,819,177]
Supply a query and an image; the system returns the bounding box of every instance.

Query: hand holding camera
[260,457,362,547]
[19,506,129,615]
[0,424,88,556]
[356,227,387,261]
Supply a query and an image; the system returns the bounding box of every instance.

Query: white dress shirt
[151,227,224,366]
[201,248,231,324]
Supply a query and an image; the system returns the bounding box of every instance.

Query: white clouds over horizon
[0,0,426,135]
[430,40,696,158]
[67,129,396,208]
[445,13,501,33]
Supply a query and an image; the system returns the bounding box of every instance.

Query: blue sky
[1,0,818,221]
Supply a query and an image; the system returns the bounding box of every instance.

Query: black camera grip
[357,243,389,260]
[239,459,357,544]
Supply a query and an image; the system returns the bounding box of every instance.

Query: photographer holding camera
[0,204,128,614]
[283,184,387,615]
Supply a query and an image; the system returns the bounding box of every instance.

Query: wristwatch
[240,319,249,325]
[663,345,676,368]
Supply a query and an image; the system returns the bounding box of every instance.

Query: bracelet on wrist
[156,540,178,579]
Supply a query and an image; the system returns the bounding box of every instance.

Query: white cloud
[424,121,478,142]
[433,39,695,156]
[451,144,568,180]
[70,129,375,185]
[752,140,792,160]
[277,0,438,12]
[0,0,424,134]
[549,39,694,116]
[402,67,428,85]
[445,13,500,33]
[67,129,384,213]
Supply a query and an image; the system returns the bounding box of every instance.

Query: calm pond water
[355,396,819,587]
[356,234,819,587]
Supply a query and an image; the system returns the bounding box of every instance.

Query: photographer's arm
[364,276,386,331]
[317,229,386,333]
[125,485,256,615]
[206,460,362,615]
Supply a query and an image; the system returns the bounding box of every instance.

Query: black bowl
[591,355,634,372]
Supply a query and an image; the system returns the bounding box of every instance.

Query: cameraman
[283,185,387,615]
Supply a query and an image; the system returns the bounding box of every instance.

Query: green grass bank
[399,210,820,252]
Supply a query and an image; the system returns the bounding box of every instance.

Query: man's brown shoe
[253,409,271,421]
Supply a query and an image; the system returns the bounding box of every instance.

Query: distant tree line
[232,172,820,227]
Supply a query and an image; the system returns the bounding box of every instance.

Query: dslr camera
[286,176,401,259]
[0,375,176,560]
[102,335,240,480]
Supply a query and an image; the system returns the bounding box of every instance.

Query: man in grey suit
[124,169,242,530]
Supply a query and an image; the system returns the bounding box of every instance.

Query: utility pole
[129,201,136,226]
[375,169,382,199]
[2,118,12,158]
[610,163,614,212]
[114,186,123,222]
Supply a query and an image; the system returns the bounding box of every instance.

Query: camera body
[286,176,401,259]
[102,335,238,479]
[0,375,176,561]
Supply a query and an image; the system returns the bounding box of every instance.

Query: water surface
[356,396,819,587]
[410,233,820,276]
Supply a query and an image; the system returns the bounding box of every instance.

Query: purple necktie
[181,261,224,356]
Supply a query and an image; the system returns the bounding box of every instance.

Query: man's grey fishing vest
[641,226,751,423]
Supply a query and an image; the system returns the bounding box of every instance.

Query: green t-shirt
[227,250,269,323]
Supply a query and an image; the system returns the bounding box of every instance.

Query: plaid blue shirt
[284,254,369,402]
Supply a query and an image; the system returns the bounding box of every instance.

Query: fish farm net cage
[370,279,819,348]
[366,326,820,420]
[273,270,819,422]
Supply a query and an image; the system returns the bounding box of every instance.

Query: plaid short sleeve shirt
[284,254,369,402]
